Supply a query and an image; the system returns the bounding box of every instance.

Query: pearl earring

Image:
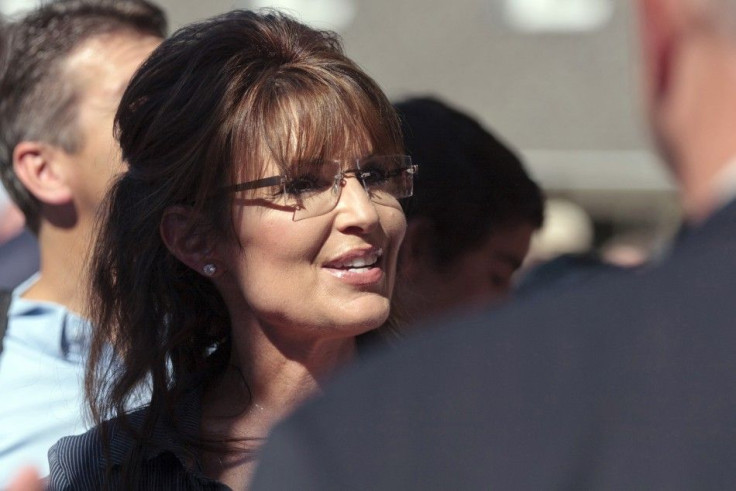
[203,264,217,276]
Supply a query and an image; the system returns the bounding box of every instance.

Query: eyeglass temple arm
[225,175,285,193]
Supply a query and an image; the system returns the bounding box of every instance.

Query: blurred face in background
[397,220,535,324]
[440,222,535,306]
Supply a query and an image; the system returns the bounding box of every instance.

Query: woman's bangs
[256,74,401,175]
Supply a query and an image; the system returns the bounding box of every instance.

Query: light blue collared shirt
[0,275,90,486]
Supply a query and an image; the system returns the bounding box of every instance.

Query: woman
[48,10,416,490]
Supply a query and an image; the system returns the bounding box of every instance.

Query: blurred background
[0,0,681,282]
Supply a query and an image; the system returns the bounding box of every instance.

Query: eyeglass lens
[287,155,415,220]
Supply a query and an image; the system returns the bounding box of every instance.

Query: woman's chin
[332,298,391,335]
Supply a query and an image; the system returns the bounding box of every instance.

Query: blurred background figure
[0,0,165,484]
[393,96,544,326]
[524,198,593,267]
[0,17,38,290]
[515,197,615,295]
[517,197,670,296]
[5,466,43,491]
[0,186,38,290]
[599,228,663,268]
[0,188,24,243]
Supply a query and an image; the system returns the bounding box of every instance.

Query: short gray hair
[0,0,166,233]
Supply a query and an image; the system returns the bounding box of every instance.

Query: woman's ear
[160,205,223,278]
[398,217,438,281]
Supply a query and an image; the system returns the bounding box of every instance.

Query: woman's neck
[200,321,358,489]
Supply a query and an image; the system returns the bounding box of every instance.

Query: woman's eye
[284,176,329,196]
[360,168,389,185]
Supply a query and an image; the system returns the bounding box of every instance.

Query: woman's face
[216,153,407,341]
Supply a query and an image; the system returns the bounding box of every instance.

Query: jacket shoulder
[47,425,107,491]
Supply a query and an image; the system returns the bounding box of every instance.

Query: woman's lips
[324,265,384,285]
[323,247,384,285]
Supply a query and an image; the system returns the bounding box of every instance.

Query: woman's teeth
[333,249,382,270]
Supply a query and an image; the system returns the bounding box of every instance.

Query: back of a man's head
[0,0,166,233]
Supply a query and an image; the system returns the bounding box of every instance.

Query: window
[503,0,613,33]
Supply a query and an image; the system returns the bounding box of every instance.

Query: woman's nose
[333,176,379,233]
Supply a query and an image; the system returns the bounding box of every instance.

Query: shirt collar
[8,274,90,361]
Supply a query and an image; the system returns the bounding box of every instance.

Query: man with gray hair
[0,0,165,483]
[252,0,736,488]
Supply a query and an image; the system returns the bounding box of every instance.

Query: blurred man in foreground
[253,0,736,488]
[0,0,164,483]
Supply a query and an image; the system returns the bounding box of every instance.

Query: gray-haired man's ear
[13,141,74,206]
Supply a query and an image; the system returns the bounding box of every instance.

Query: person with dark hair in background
[47,10,415,490]
[393,96,543,325]
[0,0,165,483]
[251,0,736,489]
